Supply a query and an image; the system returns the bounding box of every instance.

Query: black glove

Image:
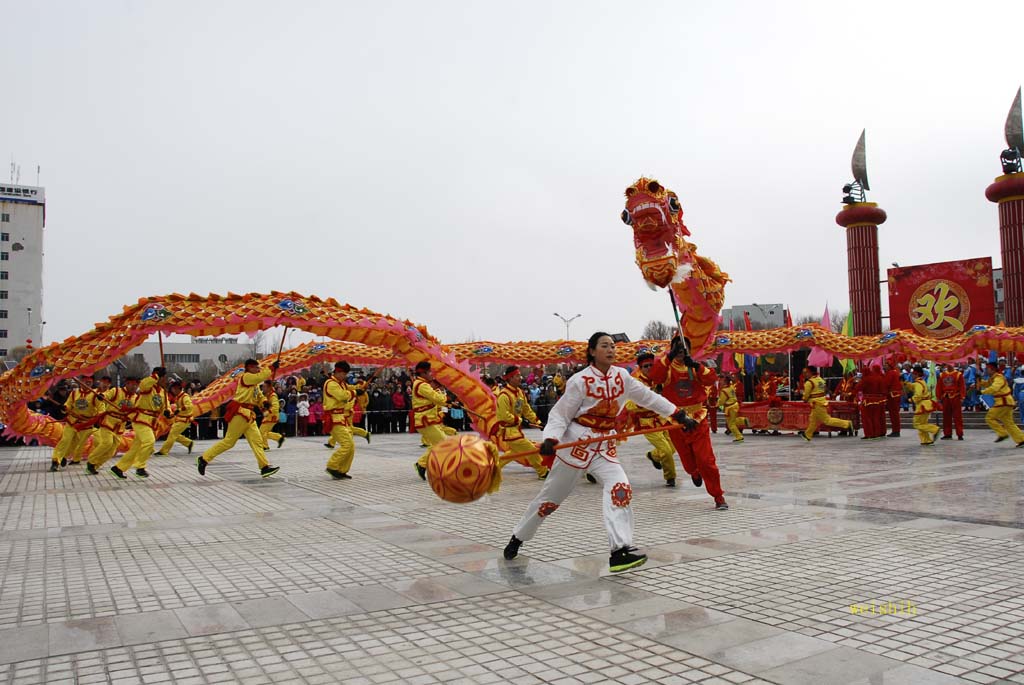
[682,355,700,369]
[671,409,698,431]
[163,410,173,419]
[355,389,366,396]
[270,360,281,370]
[538,438,558,457]
[262,402,271,409]
[666,337,685,361]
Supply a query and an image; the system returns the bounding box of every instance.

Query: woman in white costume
[503,332,695,573]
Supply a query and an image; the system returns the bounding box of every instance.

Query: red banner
[887,258,995,338]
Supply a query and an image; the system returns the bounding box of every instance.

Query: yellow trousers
[724,405,748,441]
[88,427,120,467]
[326,425,355,473]
[985,405,1024,444]
[115,424,156,471]
[804,403,852,439]
[499,437,548,477]
[72,428,97,462]
[259,421,282,448]
[158,421,194,455]
[415,424,457,468]
[644,429,676,480]
[52,425,89,464]
[201,415,269,468]
[912,412,940,445]
[326,426,367,447]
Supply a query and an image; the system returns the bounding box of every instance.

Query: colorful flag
[784,308,793,328]
[840,308,856,374]
[807,304,833,367]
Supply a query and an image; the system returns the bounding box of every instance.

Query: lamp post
[553,312,581,340]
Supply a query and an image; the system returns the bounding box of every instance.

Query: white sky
[2,1,1021,346]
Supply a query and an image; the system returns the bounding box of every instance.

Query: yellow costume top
[64,388,100,429]
[262,391,280,424]
[625,369,668,429]
[323,377,355,425]
[97,387,130,432]
[496,384,539,443]
[412,377,446,429]
[981,373,1014,407]
[173,392,194,422]
[718,384,741,409]
[802,375,829,407]
[132,375,168,428]
[911,379,935,413]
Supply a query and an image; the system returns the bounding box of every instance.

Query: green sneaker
[609,546,647,573]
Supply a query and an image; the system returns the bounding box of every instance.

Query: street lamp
[553,312,581,340]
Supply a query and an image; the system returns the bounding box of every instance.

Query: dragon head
[622,177,691,288]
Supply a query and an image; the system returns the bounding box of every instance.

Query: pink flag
[807,305,834,367]
[722,317,738,373]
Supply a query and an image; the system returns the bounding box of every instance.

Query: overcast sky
[2,1,1021,347]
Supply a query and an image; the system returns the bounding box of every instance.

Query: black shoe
[692,473,703,488]
[995,436,1009,443]
[609,546,647,573]
[715,497,729,510]
[1016,442,1024,449]
[86,463,98,475]
[665,478,676,487]
[415,463,427,481]
[196,456,207,476]
[49,461,59,472]
[324,442,333,448]
[940,436,952,440]
[261,465,280,478]
[364,432,371,444]
[60,458,67,467]
[503,535,523,560]
[645,451,663,471]
[187,442,193,455]
[585,473,597,484]
[957,436,964,440]
[277,436,285,449]
[888,432,901,437]
[110,466,127,480]
[135,468,149,479]
[538,470,548,480]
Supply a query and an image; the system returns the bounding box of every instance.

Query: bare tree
[196,360,221,385]
[795,314,820,326]
[831,310,849,334]
[640,320,674,340]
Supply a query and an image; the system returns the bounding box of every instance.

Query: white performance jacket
[543,365,677,469]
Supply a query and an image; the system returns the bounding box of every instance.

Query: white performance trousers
[512,456,635,552]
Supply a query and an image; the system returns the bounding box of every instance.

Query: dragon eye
[621,209,632,225]
[625,187,638,197]
[646,180,662,193]
[668,196,681,213]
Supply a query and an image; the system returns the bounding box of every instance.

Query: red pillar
[986,173,1024,326]
[836,202,887,336]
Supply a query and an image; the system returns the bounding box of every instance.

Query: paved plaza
[0,427,1021,684]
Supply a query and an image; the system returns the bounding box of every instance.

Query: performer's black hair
[586,331,612,365]
[636,352,655,363]
[334,361,351,373]
[153,366,167,377]
[415,361,431,372]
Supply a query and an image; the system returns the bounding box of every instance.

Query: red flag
[784,308,793,328]
[743,311,753,331]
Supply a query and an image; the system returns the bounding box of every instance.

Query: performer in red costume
[884,361,903,437]
[648,336,728,510]
[859,365,887,439]
[938,363,966,440]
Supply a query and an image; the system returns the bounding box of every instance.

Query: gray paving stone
[283,590,363,619]
[0,624,49,664]
[711,632,840,673]
[231,597,309,628]
[115,610,190,646]
[48,617,121,656]
[174,603,251,637]
[762,646,909,684]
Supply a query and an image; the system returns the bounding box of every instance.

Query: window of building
[0,330,7,339]
[0,214,9,223]
[165,353,201,364]
[0,253,8,261]
[0,349,7,357]
[0,291,7,299]
[0,311,7,319]
[0,233,8,241]
[0,272,8,281]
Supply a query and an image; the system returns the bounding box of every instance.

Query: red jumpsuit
[705,377,719,433]
[938,370,966,438]
[859,368,887,438]
[648,356,724,499]
[884,368,903,436]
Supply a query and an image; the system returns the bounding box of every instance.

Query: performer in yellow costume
[112,367,170,479]
[51,376,100,471]
[326,376,371,445]
[981,361,1024,446]
[630,353,678,487]
[258,380,285,450]
[718,372,748,442]
[197,359,281,478]
[909,365,940,446]
[324,361,359,479]
[157,380,195,455]
[494,366,548,479]
[801,366,852,441]
[87,376,138,474]
[413,361,456,480]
